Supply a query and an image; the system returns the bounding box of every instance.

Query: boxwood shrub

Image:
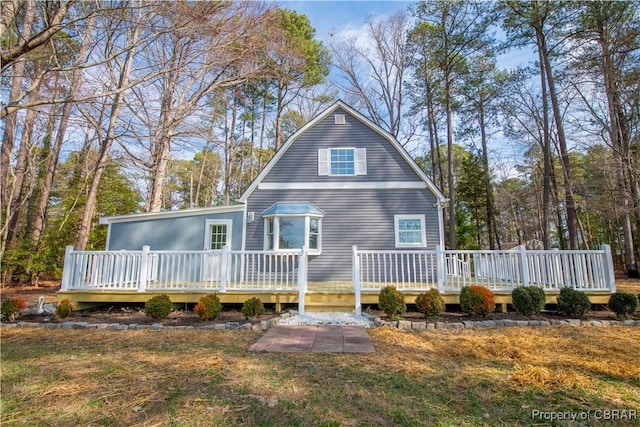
[378,286,406,319]
[608,292,638,319]
[145,294,173,320]
[460,285,496,317]
[55,298,74,319]
[511,286,546,316]
[241,297,265,318]
[556,287,591,317]
[194,294,222,321]
[1,297,26,321]
[415,289,445,318]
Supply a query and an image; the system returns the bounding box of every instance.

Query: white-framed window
[318,148,366,176]
[394,215,426,248]
[204,219,232,250]
[264,216,322,253]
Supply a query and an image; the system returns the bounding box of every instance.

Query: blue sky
[281,1,413,41]
[281,0,534,69]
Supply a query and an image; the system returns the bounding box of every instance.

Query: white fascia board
[99,204,245,225]
[257,181,427,190]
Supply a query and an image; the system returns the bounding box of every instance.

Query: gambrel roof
[238,100,447,204]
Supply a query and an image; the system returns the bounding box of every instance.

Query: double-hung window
[330,148,355,175]
[318,148,367,176]
[394,215,427,248]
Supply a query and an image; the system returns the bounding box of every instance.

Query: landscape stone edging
[0,312,292,331]
[372,317,640,330]
[1,314,639,331]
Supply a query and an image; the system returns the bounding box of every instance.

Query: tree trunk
[538,46,552,250]
[6,78,43,247]
[445,74,456,249]
[274,84,284,152]
[258,89,268,172]
[225,95,239,205]
[1,0,35,248]
[478,96,496,249]
[537,28,578,249]
[549,155,567,249]
[599,29,638,276]
[30,16,94,247]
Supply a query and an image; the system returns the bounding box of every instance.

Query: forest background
[1,0,639,285]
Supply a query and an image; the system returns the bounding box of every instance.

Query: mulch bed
[2,281,638,326]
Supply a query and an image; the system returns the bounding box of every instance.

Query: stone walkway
[249,325,374,353]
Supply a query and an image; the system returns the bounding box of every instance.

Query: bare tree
[572,0,639,275]
[0,0,75,68]
[116,2,273,211]
[502,0,580,249]
[75,5,143,250]
[1,0,36,250]
[329,12,411,142]
[30,14,95,247]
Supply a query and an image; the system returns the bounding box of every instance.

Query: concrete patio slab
[249,325,374,353]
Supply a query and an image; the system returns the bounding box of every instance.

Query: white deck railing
[61,244,615,316]
[352,245,616,293]
[61,246,306,294]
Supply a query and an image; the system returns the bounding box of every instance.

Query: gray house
[68,100,614,312]
[101,101,447,283]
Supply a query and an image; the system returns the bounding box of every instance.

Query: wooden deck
[58,281,613,313]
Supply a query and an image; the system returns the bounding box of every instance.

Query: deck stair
[304,293,356,313]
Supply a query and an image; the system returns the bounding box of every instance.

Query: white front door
[203,220,232,281]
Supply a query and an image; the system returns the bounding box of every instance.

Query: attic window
[318,148,367,176]
[334,114,345,125]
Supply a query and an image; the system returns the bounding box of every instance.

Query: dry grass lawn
[1,325,639,427]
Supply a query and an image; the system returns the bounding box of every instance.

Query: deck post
[436,245,445,292]
[138,246,150,292]
[61,245,75,290]
[298,246,308,314]
[353,245,361,316]
[518,245,529,288]
[602,244,616,292]
[220,246,229,292]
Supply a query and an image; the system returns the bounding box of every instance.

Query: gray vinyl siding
[263,108,420,183]
[245,189,440,281]
[107,211,244,251]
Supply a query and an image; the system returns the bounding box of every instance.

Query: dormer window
[318,148,367,176]
[263,203,324,254]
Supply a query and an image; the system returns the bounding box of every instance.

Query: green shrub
[55,299,74,319]
[193,294,222,321]
[378,286,406,319]
[556,288,591,317]
[608,292,638,319]
[511,286,546,316]
[1,297,26,321]
[415,289,445,318]
[460,285,496,317]
[241,297,265,319]
[144,295,173,320]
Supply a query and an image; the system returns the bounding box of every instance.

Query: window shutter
[318,149,329,175]
[355,148,367,175]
